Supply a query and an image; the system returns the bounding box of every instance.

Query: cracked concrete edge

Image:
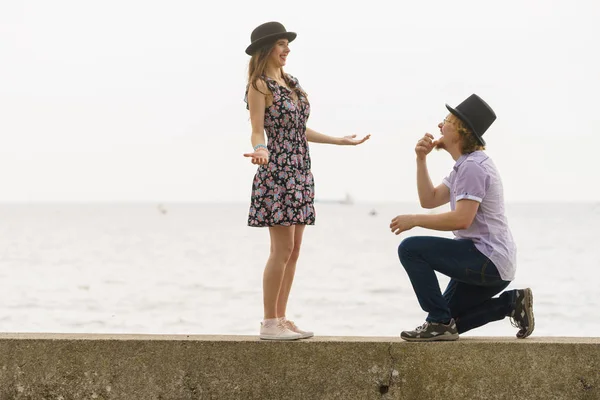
[0,336,598,399]
[379,342,401,399]
[385,340,599,400]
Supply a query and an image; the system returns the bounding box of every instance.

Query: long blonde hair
[248,46,273,95]
[247,43,307,99]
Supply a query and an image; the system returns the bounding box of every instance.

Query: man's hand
[390,214,417,235]
[415,133,438,160]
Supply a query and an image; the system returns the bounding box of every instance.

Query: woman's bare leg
[276,224,305,318]
[263,225,295,320]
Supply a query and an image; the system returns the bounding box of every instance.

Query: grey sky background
[1,0,598,203]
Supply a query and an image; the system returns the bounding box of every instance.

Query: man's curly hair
[451,115,485,153]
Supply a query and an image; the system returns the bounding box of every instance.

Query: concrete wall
[0,334,598,399]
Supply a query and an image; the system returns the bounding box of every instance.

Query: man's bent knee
[398,236,426,264]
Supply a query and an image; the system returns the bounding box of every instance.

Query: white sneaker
[259,321,302,340]
[282,319,314,339]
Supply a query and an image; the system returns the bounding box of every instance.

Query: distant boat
[340,193,354,205]
[157,204,168,215]
[315,193,354,205]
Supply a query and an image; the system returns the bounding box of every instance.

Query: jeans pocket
[466,258,502,285]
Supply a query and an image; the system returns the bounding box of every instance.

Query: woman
[243,22,370,340]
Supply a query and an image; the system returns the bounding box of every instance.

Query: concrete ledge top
[0,333,598,344]
[1,333,598,399]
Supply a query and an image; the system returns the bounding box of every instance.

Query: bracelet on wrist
[253,144,268,152]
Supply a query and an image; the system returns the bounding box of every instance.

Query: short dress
[245,74,315,227]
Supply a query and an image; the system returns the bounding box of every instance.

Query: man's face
[435,114,460,150]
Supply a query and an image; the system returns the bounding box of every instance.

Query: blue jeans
[398,236,517,334]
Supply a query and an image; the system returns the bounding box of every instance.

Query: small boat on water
[315,193,354,205]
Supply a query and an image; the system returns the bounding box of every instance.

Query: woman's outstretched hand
[243,149,269,165]
[339,134,371,146]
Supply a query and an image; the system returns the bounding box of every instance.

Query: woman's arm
[306,128,370,145]
[243,81,269,165]
[305,128,341,144]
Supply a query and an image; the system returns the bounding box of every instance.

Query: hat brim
[245,32,297,55]
[445,104,486,146]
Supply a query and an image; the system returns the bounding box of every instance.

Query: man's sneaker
[259,321,302,341]
[401,319,459,342]
[282,319,314,339]
[510,288,535,339]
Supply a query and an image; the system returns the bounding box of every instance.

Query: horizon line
[0,200,598,205]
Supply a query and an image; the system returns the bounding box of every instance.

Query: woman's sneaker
[281,319,314,339]
[401,319,459,342]
[510,288,535,339]
[259,321,302,341]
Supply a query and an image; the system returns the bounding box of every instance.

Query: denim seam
[481,258,490,283]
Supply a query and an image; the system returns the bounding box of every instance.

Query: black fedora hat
[446,94,496,146]
[245,21,296,56]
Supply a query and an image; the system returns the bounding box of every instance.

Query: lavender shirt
[442,151,517,281]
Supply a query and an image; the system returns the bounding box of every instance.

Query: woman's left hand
[339,134,371,146]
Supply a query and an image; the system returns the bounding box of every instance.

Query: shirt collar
[452,151,488,171]
[453,153,470,171]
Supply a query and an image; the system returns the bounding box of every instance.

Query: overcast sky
[1,0,598,203]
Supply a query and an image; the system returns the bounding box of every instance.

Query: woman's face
[269,39,290,68]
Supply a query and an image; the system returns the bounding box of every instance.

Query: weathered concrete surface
[0,334,598,399]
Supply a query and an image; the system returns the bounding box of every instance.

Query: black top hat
[245,22,296,55]
[445,94,496,146]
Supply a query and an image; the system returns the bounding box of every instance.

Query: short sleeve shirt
[442,151,517,281]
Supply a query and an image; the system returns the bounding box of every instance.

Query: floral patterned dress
[245,74,315,227]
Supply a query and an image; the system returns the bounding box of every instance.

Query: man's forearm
[414,212,469,231]
[416,158,436,208]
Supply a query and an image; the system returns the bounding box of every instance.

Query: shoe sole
[259,334,302,341]
[400,334,459,342]
[299,333,314,339]
[517,288,535,339]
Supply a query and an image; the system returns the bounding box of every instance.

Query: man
[390,94,534,341]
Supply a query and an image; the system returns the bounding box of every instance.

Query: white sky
[1,0,598,203]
